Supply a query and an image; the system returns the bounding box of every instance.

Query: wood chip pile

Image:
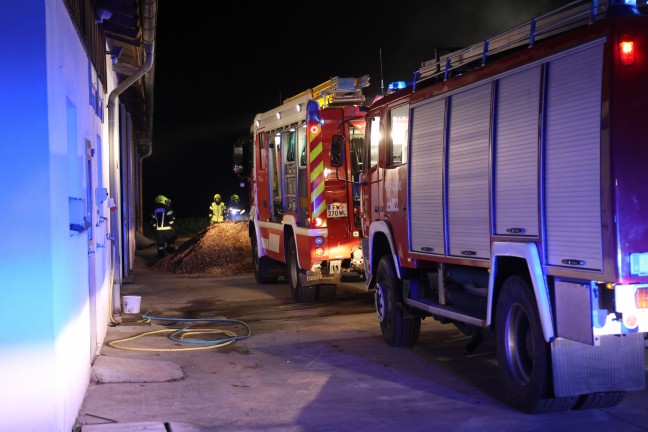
[153,222,253,276]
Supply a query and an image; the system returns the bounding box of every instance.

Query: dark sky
[143,0,570,218]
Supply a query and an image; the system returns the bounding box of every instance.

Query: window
[369,115,381,168]
[298,124,307,166]
[389,105,409,165]
[258,133,266,170]
[349,123,364,177]
[285,130,296,162]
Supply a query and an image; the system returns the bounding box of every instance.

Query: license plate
[327,203,348,218]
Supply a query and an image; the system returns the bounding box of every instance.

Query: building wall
[0,1,120,430]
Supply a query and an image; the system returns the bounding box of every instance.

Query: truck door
[268,133,282,221]
[255,132,271,222]
[383,105,409,239]
[363,113,384,231]
[348,121,364,229]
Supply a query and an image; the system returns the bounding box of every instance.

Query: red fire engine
[235,76,368,302]
[331,0,648,413]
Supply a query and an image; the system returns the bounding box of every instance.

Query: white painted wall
[0,1,123,430]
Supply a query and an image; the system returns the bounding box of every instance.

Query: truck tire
[317,284,337,301]
[375,255,420,347]
[251,236,277,284]
[495,275,576,413]
[572,391,625,410]
[287,236,316,302]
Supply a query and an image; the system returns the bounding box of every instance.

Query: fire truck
[235,76,369,302]
[330,0,648,413]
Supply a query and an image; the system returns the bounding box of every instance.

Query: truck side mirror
[330,134,345,167]
[233,142,243,164]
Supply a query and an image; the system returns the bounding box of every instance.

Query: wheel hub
[375,283,386,323]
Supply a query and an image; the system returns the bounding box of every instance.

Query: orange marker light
[637,287,648,309]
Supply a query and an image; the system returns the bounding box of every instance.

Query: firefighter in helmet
[150,194,177,257]
[230,194,240,205]
[209,193,226,224]
[226,193,246,222]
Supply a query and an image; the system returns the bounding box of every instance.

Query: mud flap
[551,333,645,396]
[298,269,341,288]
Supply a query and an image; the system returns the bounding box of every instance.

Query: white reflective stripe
[156,226,172,231]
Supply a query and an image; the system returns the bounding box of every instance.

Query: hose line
[107,312,252,352]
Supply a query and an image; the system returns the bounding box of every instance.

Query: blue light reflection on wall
[0,3,54,344]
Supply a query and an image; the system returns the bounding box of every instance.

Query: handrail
[414,0,610,88]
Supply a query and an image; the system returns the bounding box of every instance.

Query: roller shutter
[447,84,492,259]
[494,66,541,237]
[544,43,604,271]
[410,99,446,255]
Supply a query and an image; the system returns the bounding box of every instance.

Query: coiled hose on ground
[107,311,252,352]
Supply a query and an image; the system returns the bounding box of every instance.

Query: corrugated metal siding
[545,43,604,270]
[410,99,446,255]
[447,84,492,259]
[494,66,541,237]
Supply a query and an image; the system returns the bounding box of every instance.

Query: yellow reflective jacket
[209,201,226,223]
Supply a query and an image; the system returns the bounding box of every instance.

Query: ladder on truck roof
[415,0,646,87]
[284,75,371,108]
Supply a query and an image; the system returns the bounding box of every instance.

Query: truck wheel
[495,275,576,413]
[251,236,277,284]
[572,391,625,410]
[375,255,420,347]
[287,236,316,302]
[316,284,337,301]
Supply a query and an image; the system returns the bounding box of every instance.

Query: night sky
[142,0,570,218]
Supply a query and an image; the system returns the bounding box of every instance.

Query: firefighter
[151,194,177,257]
[209,193,226,224]
[226,194,246,221]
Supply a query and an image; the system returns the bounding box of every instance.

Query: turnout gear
[209,193,226,224]
[226,194,246,221]
[151,195,177,256]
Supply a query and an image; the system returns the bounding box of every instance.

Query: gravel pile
[153,222,253,276]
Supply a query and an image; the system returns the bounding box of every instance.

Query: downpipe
[107,0,157,316]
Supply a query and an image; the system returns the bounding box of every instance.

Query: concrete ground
[75,240,648,432]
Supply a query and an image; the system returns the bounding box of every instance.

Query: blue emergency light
[387,81,408,92]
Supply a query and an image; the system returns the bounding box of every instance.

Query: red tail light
[619,37,635,66]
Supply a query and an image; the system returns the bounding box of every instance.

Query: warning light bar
[387,81,407,92]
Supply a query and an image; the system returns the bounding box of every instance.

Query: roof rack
[414,0,644,88]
